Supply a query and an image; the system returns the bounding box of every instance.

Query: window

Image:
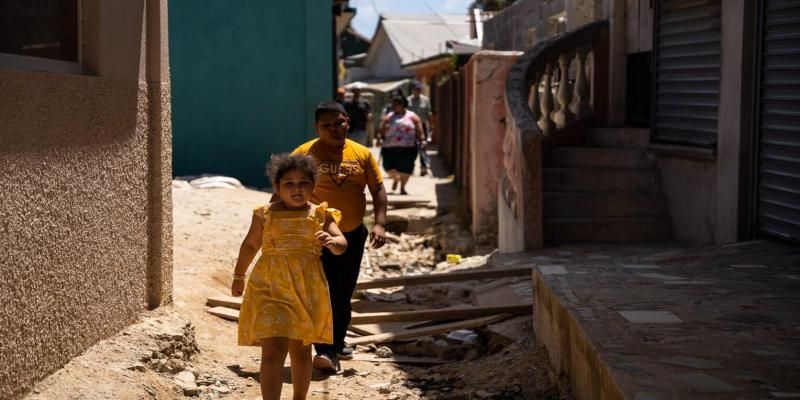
[547,12,567,37]
[525,28,537,47]
[0,0,82,74]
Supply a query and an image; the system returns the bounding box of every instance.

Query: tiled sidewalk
[494,240,800,400]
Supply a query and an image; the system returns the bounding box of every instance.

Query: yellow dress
[238,202,341,346]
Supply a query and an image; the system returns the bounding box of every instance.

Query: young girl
[231,153,347,400]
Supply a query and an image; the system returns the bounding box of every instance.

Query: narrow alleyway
[21,149,800,400]
[23,151,568,400]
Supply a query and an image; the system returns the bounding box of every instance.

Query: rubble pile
[363,231,437,280]
[403,336,564,400]
[139,323,199,374]
[362,212,484,281]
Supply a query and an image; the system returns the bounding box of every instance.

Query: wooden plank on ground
[207,296,243,310]
[348,314,513,345]
[208,306,240,321]
[368,196,430,206]
[208,295,362,310]
[349,303,532,324]
[350,353,451,365]
[355,266,535,290]
[348,325,377,336]
[349,322,411,336]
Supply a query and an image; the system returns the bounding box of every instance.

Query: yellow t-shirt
[292,139,383,232]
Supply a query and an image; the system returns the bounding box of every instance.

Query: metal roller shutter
[756,0,800,243]
[652,0,721,147]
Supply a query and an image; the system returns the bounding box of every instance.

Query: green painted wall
[169,0,332,187]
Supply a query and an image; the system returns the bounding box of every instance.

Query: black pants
[314,224,368,356]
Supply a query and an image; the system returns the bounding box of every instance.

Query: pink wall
[465,51,522,244]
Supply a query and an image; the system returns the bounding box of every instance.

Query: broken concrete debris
[446,329,479,345]
[375,346,394,358]
[138,322,200,373]
[174,371,199,396]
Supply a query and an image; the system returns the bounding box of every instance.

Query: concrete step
[547,147,652,169]
[543,192,668,218]
[543,167,660,192]
[544,217,673,244]
[588,127,650,148]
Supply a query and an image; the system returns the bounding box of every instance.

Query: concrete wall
[650,1,752,246]
[169,0,333,188]
[624,0,652,53]
[482,0,566,51]
[654,152,717,244]
[0,1,172,398]
[465,52,521,244]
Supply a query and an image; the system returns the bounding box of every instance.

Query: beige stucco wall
[0,1,171,398]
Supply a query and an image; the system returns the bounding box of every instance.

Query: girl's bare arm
[234,214,264,276]
[317,215,347,255]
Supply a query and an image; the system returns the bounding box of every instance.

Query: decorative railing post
[529,75,541,123]
[500,21,608,252]
[572,46,592,120]
[553,52,575,128]
[539,64,556,136]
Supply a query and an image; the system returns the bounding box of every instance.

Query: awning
[345,78,409,93]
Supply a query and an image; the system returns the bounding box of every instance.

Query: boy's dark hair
[315,100,347,122]
[267,153,319,185]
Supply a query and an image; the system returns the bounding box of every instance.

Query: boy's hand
[231,279,245,297]
[370,224,386,249]
[315,231,336,247]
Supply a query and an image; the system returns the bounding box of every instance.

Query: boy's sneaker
[312,353,338,372]
[337,346,354,360]
[420,167,428,176]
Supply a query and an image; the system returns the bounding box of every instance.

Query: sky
[348,0,473,38]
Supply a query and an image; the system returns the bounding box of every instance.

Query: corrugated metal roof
[379,13,471,66]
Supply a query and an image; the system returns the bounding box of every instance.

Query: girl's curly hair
[267,153,319,185]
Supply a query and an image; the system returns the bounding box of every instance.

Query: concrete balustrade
[500,21,610,252]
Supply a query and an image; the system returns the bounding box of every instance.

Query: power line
[371,0,379,17]
[417,0,465,39]
[356,0,465,63]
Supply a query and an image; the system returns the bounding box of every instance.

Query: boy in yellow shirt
[291,100,388,371]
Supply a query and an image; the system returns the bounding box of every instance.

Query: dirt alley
[25,156,570,400]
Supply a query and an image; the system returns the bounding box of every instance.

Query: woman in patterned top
[376,95,426,195]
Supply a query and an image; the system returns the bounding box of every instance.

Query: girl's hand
[231,279,245,297]
[315,230,336,247]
